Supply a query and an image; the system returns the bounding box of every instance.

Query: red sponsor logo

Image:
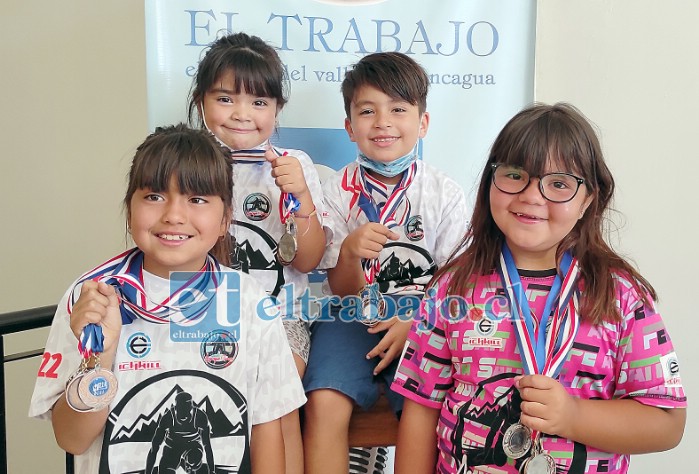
[118,360,162,371]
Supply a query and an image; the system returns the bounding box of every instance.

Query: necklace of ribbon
[343,162,416,285]
[497,244,581,377]
[68,248,221,358]
[496,244,581,444]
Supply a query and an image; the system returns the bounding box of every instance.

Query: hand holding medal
[65,281,121,412]
[267,148,305,266]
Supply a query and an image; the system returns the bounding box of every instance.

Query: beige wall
[2,1,147,472]
[1,0,695,472]
[536,1,696,472]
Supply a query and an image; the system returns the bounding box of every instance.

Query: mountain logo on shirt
[201,330,238,369]
[229,221,286,298]
[243,193,271,221]
[100,369,251,473]
[404,215,424,241]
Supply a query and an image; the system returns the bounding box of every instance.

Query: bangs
[495,109,590,179]
[128,132,231,200]
[212,51,284,101]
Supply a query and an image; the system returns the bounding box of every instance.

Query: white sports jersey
[321,160,469,295]
[29,267,305,474]
[230,147,329,316]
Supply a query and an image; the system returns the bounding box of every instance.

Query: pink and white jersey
[392,269,686,474]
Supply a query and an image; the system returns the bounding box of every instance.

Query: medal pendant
[524,452,556,474]
[277,218,298,266]
[77,367,118,410]
[358,283,386,327]
[65,371,94,412]
[503,422,532,459]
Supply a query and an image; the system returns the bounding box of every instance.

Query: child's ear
[418,112,430,139]
[344,118,357,142]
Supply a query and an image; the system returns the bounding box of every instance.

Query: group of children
[29,31,686,474]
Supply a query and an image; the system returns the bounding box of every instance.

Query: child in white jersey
[302,52,469,473]
[187,32,330,473]
[392,103,687,473]
[29,124,304,473]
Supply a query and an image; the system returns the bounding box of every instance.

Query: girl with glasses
[391,103,686,473]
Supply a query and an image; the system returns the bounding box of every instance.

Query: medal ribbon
[69,248,221,355]
[497,244,580,377]
[228,141,268,163]
[355,162,416,284]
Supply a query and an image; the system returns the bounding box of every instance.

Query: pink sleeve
[391,283,454,409]
[613,280,686,409]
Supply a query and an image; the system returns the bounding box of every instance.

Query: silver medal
[359,284,386,327]
[77,364,118,410]
[503,422,532,459]
[277,217,297,266]
[524,453,556,474]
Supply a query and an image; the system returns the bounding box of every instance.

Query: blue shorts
[302,313,404,414]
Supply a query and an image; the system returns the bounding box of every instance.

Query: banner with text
[145,0,535,194]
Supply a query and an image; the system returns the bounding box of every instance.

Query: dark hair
[435,102,656,323]
[341,52,429,117]
[187,32,288,126]
[124,124,233,265]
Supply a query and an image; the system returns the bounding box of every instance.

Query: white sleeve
[435,177,470,266]
[28,289,83,420]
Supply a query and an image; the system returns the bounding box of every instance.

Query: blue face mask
[356,143,419,177]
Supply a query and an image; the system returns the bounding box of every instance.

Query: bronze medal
[65,371,94,412]
[77,367,118,410]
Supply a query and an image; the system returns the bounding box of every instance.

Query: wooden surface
[347,394,399,447]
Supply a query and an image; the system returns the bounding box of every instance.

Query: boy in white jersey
[302,52,469,473]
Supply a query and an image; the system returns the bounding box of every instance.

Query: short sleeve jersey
[392,270,686,474]
[29,267,305,474]
[321,160,469,295]
[229,147,330,316]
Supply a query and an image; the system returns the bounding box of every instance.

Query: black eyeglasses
[490,163,586,203]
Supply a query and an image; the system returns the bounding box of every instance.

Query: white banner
[145,0,535,193]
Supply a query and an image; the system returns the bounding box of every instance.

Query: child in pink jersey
[392,103,686,474]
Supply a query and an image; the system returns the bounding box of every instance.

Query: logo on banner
[168,271,242,344]
[243,193,271,221]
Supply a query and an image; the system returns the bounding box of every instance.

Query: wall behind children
[145,0,536,193]
[1,1,695,473]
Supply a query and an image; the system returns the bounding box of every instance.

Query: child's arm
[52,281,122,454]
[395,399,440,473]
[266,149,325,273]
[251,419,285,474]
[516,374,686,454]
[326,222,399,297]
